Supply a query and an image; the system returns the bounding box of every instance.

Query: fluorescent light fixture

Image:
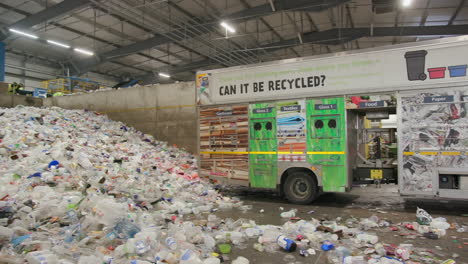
[74,48,94,56]
[47,40,70,49]
[402,0,411,7]
[159,72,171,78]
[9,28,38,39]
[220,22,236,33]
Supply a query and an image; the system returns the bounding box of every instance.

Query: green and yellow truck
[197,36,468,203]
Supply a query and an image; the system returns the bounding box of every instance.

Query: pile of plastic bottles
[0,106,246,263]
[0,106,459,264]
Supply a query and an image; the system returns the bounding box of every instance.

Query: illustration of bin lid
[404,50,428,58]
[448,65,468,70]
[428,67,447,72]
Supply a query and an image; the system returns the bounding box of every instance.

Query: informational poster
[199,105,249,182]
[197,37,468,105]
[276,100,306,162]
[400,89,468,196]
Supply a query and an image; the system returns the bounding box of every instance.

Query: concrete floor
[193,184,468,264]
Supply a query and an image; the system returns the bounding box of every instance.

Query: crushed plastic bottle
[280,209,297,218]
[232,256,249,264]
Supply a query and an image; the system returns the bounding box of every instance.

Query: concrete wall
[0,94,43,108]
[43,82,198,153]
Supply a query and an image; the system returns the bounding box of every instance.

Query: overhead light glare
[47,40,70,49]
[159,72,171,78]
[402,0,411,7]
[9,28,38,39]
[74,48,94,56]
[220,22,236,33]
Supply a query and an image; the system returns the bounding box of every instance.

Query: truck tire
[283,171,318,204]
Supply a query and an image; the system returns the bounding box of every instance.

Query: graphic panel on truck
[249,103,277,188]
[307,97,347,192]
[276,100,307,162]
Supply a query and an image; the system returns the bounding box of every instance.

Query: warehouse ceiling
[1,0,468,84]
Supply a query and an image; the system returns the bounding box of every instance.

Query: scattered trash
[277,235,297,252]
[423,232,439,240]
[232,256,249,264]
[283,254,296,262]
[0,107,463,264]
[416,207,433,225]
[217,244,232,254]
[321,240,335,251]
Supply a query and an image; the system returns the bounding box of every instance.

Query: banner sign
[196,38,468,105]
[315,104,337,110]
[216,110,233,116]
[280,105,301,112]
[423,95,454,103]
[253,107,273,114]
[359,101,385,108]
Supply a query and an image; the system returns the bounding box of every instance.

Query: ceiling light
[402,0,411,7]
[47,40,70,49]
[220,22,236,33]
[74,48,94,56]
[159,72,171,78]
[9,28,38,39]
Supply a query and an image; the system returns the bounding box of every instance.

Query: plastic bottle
[343,256,366,264]
[25,251,59,264]
[277,235,297,252]
[202,234,216,251]
[154,250,170,262]
[430,218,450,230]
[203,257,220,264]
[180,249,202,264]
[280,209,297,218]
[232,256,249,264]
[245,227,261,237]
[130,261,152,264]
[165,237,177,250]
[259,229,281,243]
[356,233,378,244]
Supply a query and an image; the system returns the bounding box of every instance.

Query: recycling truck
[196,36,468,204]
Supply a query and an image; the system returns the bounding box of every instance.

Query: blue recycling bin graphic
[448,65,468,77]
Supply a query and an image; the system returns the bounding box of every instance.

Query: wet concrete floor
[195,184,468,264]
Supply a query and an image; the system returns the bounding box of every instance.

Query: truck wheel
[283,171,318,204]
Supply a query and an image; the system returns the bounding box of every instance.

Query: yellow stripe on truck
[200,151,346,155]
[404,151,463,156]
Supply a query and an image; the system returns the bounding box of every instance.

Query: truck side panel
[306,97,347,192]
[249,103,277,188]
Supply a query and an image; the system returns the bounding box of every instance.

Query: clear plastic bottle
[165,237,177,250]
[25,251,59,264]
[180,249,202,264]
[232,256,249,264]
[203,257,220,264]
[343,256,366,264]
[280,209,297,218]
[356,233,378,244]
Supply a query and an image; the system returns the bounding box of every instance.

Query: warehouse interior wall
[4,52,120,91]
[40,82,198,153]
